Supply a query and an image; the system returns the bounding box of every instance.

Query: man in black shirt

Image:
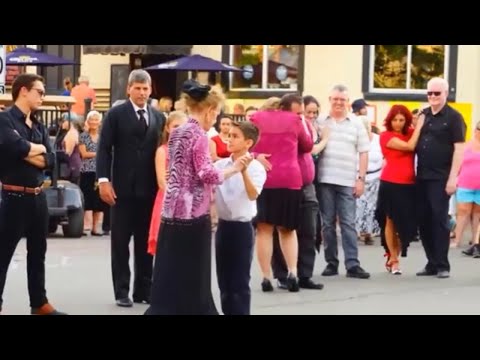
[0,74,66,315]
[416,77,466,279]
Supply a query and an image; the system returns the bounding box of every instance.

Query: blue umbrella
[144,54,245,72]
[6,47,77,66]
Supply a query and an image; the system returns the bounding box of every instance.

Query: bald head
[427,77,449,92]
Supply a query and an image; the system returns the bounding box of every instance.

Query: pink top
[148,144,169,254]
[251,110,313,190]
[162,118,224,220]
[297,120,315,186]
[457,143,480,189]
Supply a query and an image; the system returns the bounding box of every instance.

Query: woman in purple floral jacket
[145,80,249,315]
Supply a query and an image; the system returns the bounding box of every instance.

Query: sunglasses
[427,91,442,97]
[31,88,45,97]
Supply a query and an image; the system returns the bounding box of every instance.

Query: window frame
[362,45,458,102]
[221,45,305,99]
[38,45,81,94]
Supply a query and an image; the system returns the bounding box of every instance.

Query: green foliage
[236,45,262,67]
[374,45,445,90]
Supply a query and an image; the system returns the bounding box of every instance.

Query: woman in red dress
[147,111,188,255]
[376,105,424,274]
[210,115,233,160]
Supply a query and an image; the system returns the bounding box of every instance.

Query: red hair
[383,105,413,135]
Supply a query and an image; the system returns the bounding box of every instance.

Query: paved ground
[2,232,480,315]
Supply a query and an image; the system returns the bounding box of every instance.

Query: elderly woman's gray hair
[86,110,103,122]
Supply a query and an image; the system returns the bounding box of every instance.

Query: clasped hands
[233,154,254,173]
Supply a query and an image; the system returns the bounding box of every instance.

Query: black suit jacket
[96,101,165,200]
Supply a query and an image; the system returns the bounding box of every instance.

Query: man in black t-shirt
[416,77,466,279]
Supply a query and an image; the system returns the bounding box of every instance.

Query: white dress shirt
[214,156,267,222]
[130,99,149,126]
[365,133,383,182]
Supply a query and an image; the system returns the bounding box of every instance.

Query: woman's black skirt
[79,172,104,211]
[256,188,302,231]
[375,180,417,257]
[144,214,218,315]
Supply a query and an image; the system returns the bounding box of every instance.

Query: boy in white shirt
[214,121,267,315]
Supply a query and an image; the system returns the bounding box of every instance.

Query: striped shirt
[316,114,370,187]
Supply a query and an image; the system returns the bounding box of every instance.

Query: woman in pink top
[251,103,313,293]
[453,120,480,249]
[147,111,187,256]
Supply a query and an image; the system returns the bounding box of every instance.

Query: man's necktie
[137,109,147,133]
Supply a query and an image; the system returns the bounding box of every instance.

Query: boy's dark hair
[231,121,260,148]
[12,73,45,101]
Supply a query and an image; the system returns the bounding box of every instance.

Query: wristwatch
[357,175,365,182]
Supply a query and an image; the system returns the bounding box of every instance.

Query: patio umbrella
[144,54,245,72]
[6,47,77,66]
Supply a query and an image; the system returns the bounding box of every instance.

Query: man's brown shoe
[31,303,67,315]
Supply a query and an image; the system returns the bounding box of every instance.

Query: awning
[82,45,193,55]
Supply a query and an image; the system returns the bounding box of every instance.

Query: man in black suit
[97,69,165,307]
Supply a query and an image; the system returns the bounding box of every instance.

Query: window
[362,45,458,101]
[222,45,304,99]
[39,45,81,94]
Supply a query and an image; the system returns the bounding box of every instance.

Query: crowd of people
[1,69,479,315]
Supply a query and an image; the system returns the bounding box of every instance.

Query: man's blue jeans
[318,183,360,270]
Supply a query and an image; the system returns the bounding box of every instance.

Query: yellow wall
[303,45,364,105]
[455,45,480,139]
[80,47,130,89]
[192,45,221,60]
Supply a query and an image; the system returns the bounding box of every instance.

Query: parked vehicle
[0,94,84,238]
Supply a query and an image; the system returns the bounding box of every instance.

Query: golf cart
[0,94,85,238]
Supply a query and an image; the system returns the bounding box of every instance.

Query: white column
[0,45,6,93]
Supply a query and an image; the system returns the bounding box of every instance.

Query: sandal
[389,260,402,275]
[384,253,391,272]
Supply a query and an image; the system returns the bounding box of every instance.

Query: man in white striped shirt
[315,84,371,279]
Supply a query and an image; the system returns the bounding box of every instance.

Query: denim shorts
[456,188,480,205]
